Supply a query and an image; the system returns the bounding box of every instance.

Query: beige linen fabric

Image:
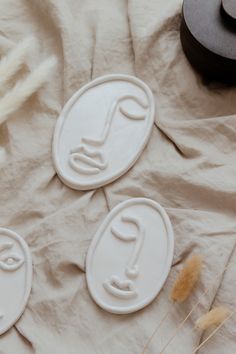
[0,0,236,353]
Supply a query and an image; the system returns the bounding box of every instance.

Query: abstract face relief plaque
[53,74,155,190]
[86,198,174,314]
[0,228,32,335]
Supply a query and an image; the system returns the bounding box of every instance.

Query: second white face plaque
[53,74,155,190]
[86,198,174,314]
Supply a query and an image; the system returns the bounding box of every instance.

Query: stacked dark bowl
[181,0,236,83]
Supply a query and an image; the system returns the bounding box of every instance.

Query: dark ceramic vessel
[180,0,236,83]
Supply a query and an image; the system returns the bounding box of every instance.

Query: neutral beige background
[0,0,236,353]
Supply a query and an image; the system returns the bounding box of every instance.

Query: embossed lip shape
[53,74,155,190]
[0,228,32,335]
[86,198,174,314]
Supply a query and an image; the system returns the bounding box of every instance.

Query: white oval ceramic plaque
[53,74,155,190]
[86,198,174,314]
[0,228,32,335]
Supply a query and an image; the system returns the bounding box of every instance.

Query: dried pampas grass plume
[162,263,234,354]
[192,309,234,354]
[196,306,230,330]
[0,36,35,89]
[157,255,203,354]
[141,255,203,354]
[0,55,57,124]
[171,254,202,303]
[0,37,57,166]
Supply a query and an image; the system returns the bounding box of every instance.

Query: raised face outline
[53,74,155,190]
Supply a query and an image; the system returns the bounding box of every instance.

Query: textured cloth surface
[0,1,236,353]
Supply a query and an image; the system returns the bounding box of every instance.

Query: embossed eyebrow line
[82,95,148,146]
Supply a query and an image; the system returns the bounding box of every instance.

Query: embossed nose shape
[69,95,148,176]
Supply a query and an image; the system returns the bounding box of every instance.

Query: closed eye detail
[119,105,146,120]
[119,96,148,121]
[0,253,24,271]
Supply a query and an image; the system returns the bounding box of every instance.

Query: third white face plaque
[0,228,32,335]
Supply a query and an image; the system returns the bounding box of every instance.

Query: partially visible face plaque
[0,228,32,335]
